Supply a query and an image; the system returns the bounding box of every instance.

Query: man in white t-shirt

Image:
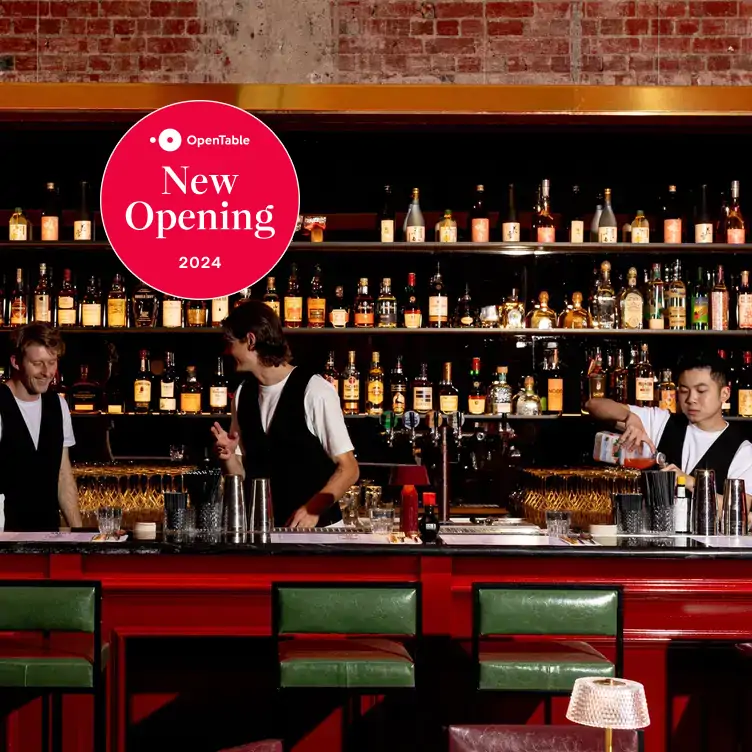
[0,323,82,531]
[586,353,752,506]
[211,300,359,528]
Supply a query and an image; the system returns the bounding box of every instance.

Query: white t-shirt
[630,405,752,488]
[234,369,354,459]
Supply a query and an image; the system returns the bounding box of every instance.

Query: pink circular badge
[101,100,299,300]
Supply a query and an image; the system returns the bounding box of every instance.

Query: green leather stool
[0,581,105,752]
[472,585,622,699]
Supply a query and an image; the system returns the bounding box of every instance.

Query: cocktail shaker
[692,469,717,536]
[248,477,274,533]
[221,475,246,534]
[721,478,748,536]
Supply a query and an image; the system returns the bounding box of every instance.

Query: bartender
[211,300,359,528]
[586,352,752,500]
[0,322,82,531]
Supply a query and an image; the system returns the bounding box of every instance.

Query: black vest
[0,385,63,531]
[656,412,744,494]
[236,368,342,527]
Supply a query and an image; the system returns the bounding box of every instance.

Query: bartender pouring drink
[0,323,82,531]
[211,300,359,528]
[586,352,752,504]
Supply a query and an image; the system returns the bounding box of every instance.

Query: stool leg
[544,696,552,725]
[41,694,50,752]
[95,687,107,752]
[51,695,62,752]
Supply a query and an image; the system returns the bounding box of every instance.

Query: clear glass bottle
[646,263,665,330]
[470,185,489,242]
[160,351,178,414]
[412,363,433,414]
[501,288,526,329]
[437,209,458,243]
[107,274,128,328]
[307,264,326,328]
[354,277,375,327]
[210,357,229,414]
[592,261,616,329]
[428,263,448,328]
[366,351,384,416]
[666,259,687,330]
[663,185,682,243]
[631,210,650,243]
[403,273,422,328]
[488,366,513,415]
[342,351,360,415]
[438,362,459,414]
[404,187,425,242]
[711,264,729,331]
[329,285,349,328]
[727,180,745,244]
[526,291,557,329]
[390,355,407,416]
[560,291,592,328]
[263,276,280,317]
[536,178,555,243]
[134,350,153,413]
[691,267,710,330]
[81,276,102,328]
[284,263,303,328]
[467,357,486,416]
[598,188,618,243]
[376,277,398,328]
[33,263,52,324]
[9,207,29,241]
[180,366,202,414]
[322,351,339,393]
[590,193,604,242]
[618,267,644,329]
[514,376,542,416]
[454,284,477,328]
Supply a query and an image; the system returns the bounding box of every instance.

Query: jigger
[721,478,748,536]
[248,478,274,533]
[221,475,246,533]
[692,469,717,535]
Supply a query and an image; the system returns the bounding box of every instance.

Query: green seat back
[478,588,618,637]
[277,587,418,636]
[0,586,96,633]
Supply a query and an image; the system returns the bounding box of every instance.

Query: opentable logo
[150,128,250,152]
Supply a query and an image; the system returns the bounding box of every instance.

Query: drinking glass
[369,507,395,535]
[97,506,123,539]
[339,489,359,529]
[545,509,571,536]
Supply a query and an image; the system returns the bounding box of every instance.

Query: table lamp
[566,677,650,752]
[389,464,431,535]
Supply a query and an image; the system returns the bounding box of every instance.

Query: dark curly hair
[222,299,291,367]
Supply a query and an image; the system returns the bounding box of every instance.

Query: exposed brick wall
[0,0,750,84]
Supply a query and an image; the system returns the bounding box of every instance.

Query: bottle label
[284,296,303,323]
[692,295,709,326]
[547,378,564,412]
[635,377,654,402]
[468,396,486,415]
[107,404,124,414]
[668,304,686,329]
[460,315,474,327]
[502,222,520,242]
[622,296,643,328]
[537,227,555,243]
[728,228,746,244]
[439,225,457,243]
[58,301,76,326]
[492,397,512,414]
[711,291,729,330]
[570,220,584,244]
[648,317,665,330]
[210,386,228,408]
[9,224,27,241]
[440,395,459,414]
[34,296,51,323]
[471,218,489,243]
[367,380,384,407]
[380,219,394,243]
[598,227,617,243]
[659,389,677,413]
[161,382,175,398]
[343,378,359,401]
[180,393,201,413]
[81,303,101,327]
[187,306,207,326]
[354,311,374,326]
[739,389,752,417]
[74,220,92,241]
[160,397,177,411]
[695,223,713,243]
[212,297,229,323]
[392,389,406,414]
[428,296,448,322]
[330,308,348,327]
[134,380,152,403]
[631,227,649,243]
[307,298,326,325]
[265,300,280,316]
[413,387,433,412]
[406,226,425,243]
[404,311,422,328]
[664,219,682,244]
[41,216,59,241]
[378,311,398,327]
[505,308,524,328]
[162,300,182,327]
[108,299,127,327]
[10,301,27,326]
[739,294,752,329]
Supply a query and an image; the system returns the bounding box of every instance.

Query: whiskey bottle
[663,185,682,243]
[10,269,27,327]
[74,181,93,240]
[501,289,526,329]
[691,267,709,330]
[104,359,125,415]
[342,350,360,415]
[412,363,433,414]
[526,291,557,329]
[41,182,61,241]
[738,270,752,329]
[666,260,687,330]
[162,294,183,328]
[609,349,629,404]
[376,277,398,328]
[106,274,127,328]
[379,185,395,243]
[283,264,303,328]
[695,184,713,243]
[632,343,655,407]
[658,369,677,413]
[514,376,541,416]
[559,291,592,328]
[488,367,513,415]
[428,263,448,328]
[132,282,159,328]
[568,185,585,243]
[727,180,745,244]
[536,179,555,243]
[403,273,422,328]
[737,351,752,417]
[81,276,102,328]
[323,351,339,393]
[307,265,326,328]
[57,269,77,327]
[9,208,29,241]
[134,350,154,413]
[33,263,52,323]
[264,277,280,316]
[186,299,208,328]
[502,183,520,242]
[470,185,489,242]
[631,210,650,243]
[598,188,618,243]
[366,352,384,416]
[159,351,178,414]
[619,267,644,329]
[180,366,202,414]
[592,261,616,328]
[329,286,350,328]
[582,348,607,413]
[70,365,101,413]
[390,355,407,416]
[711,265,729,331]
[454,284,477,328]
[404,188,425,242]
[468,358,486,416]
[542,342,564,415]
[211,296,230,326]
[210,357,229,414]
[438,362,459,415]
[646,263,665,330]
[354,277,375,327]
[437,209,458,243]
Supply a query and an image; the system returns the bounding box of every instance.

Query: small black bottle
[418,492,440,543]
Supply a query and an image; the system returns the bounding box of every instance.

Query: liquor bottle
[717,191,730,241]
[438,362,459,414]
[103,274,126,328]
[404,187,425,242]
[467,358,485,415]
[526,291,557,329]
[186,299,207,328]
[536,179,555,243]
[598,188,618,243]
[376,277,398,328]
[263,277,280,316]
[737,270,752,329]
[390,355,407,416]
[80,276,102,328]
[160,352,178,414]
[663,185,682,243]
[690,267,709,330]
[70,365,101,413]
[412,363,433,414]
[402,273,422,328]
[56,269,77,327]
[590,193,604,242]
[559,291,592,328]
[41,182,61,241]
[729,271,739,330]
[658,369,677,413]
[342,351,360,415]
[134,350,154,413]
[646,263,665,330]
[711,265,729,331]
[454,284,477,328]
[132,282,159,328]
[9,208,29,241]
[542,342,564,415]
[470,185,489,242]
[695,184,713,243]
[307,265,326,328]
[211,296,229,326]
[9,269,27,327]
[514,376,541,416]
[33,263,52,324]
[592,261,616,329]
[366,352,384,416]
[530,184,541,241]
[632,343,655,407]
[502,183,520,242]
[210,357,229,414]
[180,366,202,414]
[162,294,183,328]
[488,366,513,415]
[737,351,752,417]
[666,260,687,330]
[428,263,448,328]
[568,185,585,243]
[617,268,643,329]
[501,288,526,329]
[354,277,375,327]
[727,180,745,244]
[379,185,395,243]
[0,274,5,327]
[329,286,349,328]
[631,210,650,243]
[323,351,339,393]
[583,348,606,412]
[437,209,458,243]
[283,264,303,328]
[104,358,125,414]
[718,349,733,414]
[74,181,93,241]
[418,492,440,543]
[609,349,629,404]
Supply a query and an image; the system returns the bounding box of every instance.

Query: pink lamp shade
[566,677,650,731]
[389,464,431,487]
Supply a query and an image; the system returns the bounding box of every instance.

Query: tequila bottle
[559,291,592,328]
[526,291,557,329]
[514,376,541,416]
[592,261,616,329]
[488,367,513,415]
[618,267,644,329]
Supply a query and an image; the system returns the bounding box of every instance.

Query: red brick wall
[0,0,750,84]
